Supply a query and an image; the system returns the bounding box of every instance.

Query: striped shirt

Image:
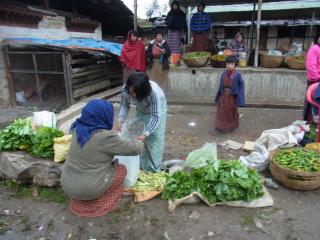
[118,81,166,137]
[190,12,211,33]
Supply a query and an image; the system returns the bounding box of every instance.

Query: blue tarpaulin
[3,38,123,56]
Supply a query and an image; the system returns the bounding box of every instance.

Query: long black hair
[171,0,180,9]
[126,72,152,101]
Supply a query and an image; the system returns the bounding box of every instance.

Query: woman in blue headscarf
[61,99,144,217]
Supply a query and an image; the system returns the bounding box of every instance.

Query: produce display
[211,54,227,62]
[162,160,264,203]
[274,148,320,173]
[132,171,169,192]
[184,51,210,59]
[288,56,305,62]
[29,127,64,158]
[0,118,33,151]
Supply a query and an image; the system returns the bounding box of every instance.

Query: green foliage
[0,119,33,151]
[28,127,64,158]
[161,171,196,200]
[274,148,320,172]
[162,160,264,203]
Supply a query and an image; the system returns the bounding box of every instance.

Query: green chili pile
[184,52,210,59]
[274,148,320,173]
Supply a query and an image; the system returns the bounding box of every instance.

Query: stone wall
[0,15,102,107]
[166,66,307,107]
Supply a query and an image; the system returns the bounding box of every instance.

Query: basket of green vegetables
[182,51,211,68]
[270,148,320,190]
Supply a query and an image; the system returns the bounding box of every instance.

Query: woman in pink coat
[304,33,320,122]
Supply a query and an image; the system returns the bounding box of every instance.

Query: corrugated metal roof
[2,38,123,56]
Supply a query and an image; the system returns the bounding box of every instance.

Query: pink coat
[306,44,320,82]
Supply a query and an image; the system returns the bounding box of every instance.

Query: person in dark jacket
[214,56,245,133]
[166,0,187,54]
[190,2,211,51]
[146,31,171,89]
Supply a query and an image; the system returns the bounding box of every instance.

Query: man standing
[190,2,211,51]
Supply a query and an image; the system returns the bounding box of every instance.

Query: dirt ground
[1,105,320,240]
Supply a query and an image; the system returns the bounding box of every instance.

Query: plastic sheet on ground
[167,186,273,212]
[240,120,309,171]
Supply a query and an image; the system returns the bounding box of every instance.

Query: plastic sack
[116,118,145,188]
[285,42,303,57]
[34,111,56,128]
[116,155,140,188]
[53,134,72,163]
[268,49,282,56]
[185,143,217,168]
[167,186,273,212]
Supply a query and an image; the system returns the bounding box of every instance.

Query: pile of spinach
[0,118,33,151]
[28,127,64,158]
[162,160,264,203]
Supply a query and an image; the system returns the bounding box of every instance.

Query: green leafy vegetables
[162,160,264,203]
[0,118,33,151]
[0,118,64,159]
[29,127,64,158]
[274,148,320,173]
[184,51,210,59]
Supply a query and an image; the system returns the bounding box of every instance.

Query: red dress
[215,72,239,133]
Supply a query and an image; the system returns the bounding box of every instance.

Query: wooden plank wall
[70,53,122,99]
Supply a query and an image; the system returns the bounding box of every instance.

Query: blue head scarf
[71,99,114,148]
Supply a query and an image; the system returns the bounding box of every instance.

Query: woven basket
[286,57,306,70]
[183,52,210,68]
[260,51,284,68]
[269,150,320,190]
[210,59,226,68]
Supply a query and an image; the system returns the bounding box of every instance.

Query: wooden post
[254,0,262,68]
[250,2,256,51]
[134,0,138,31]
[187,6,192,44]
[32,54,42,102]
[308,9,316,48]
[4,46,16,107]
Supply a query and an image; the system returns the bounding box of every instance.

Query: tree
[146,0,160,19]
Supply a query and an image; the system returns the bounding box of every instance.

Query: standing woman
[304,33,320,122]
[146,31,171,89]
[166,0,187,54]
[117,72,167,172]
[228,32,247,60]
[190,2,211,52]
[120,30,146,83]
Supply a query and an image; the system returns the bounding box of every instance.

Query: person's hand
[116,121,122,132]
[161,49,165,54]
[136,135,146,141]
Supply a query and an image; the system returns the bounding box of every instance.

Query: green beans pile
[274,148,320,173]
[132,171,168,192]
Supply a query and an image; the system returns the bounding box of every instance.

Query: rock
[189,210,200,220]
[0,151,62,187]
[207,231,215,237]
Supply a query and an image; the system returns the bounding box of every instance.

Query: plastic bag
[53,134,72,163]
[167,186,274,212]
[185,143,217,168]
[116,155,140,188]
[268,49,282,56]
[285,42,303,57]
[34,111,56,128]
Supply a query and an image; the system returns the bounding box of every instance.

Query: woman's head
[71,99,114,147]
[314,33,320,45]
[235,32,245,44]
[171,0,179,10]
[128,30,138,42]
[154,31,163,42]
[126,72,152,102]
[225,55,237,71]
[197,2,205,12]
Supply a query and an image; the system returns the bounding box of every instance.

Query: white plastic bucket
[116,155,140,188]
